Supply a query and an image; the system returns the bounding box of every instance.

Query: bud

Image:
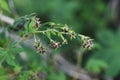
[69,31,76,39]
[62,39,68,44]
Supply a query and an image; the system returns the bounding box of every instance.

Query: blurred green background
[1,0,120,80]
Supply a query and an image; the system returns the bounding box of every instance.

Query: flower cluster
[15,15,94,54]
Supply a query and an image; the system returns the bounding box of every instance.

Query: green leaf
[49,22,56,26]
[58,32,62,37]
[0,53,5,64]
[24,17,38,33]
[46,31,51,39]
[51,31,56,35]
[7,43,23,54]
[28,18,36,32]
[18,71,30,80]
[48,71,66,80]
[24,20,30,34]
[14,65,22,73]
[86,59,108,73]
[5,53,16,66]
[0,48,4,54]
[0,0,11,13]
[0,67,8,80]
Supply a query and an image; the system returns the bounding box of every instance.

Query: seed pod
[50,41,60,49]
[34,39,46,54]
[82,37,93,49]
[34,18,40,28]
[37,46,46,54]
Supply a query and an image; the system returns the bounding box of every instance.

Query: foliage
[1,0,119,79]
[0,13,93,80]
[86,59,108,74]
[87,28,120,77]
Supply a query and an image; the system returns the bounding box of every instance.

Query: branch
[54,54,92,80]
[0,14,14,25]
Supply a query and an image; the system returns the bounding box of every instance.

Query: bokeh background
[0,0,120,80]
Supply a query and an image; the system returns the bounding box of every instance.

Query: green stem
[40,22,50,27]
[77,47,86,69]
[72,48,86,80]
[35,29,70,35]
